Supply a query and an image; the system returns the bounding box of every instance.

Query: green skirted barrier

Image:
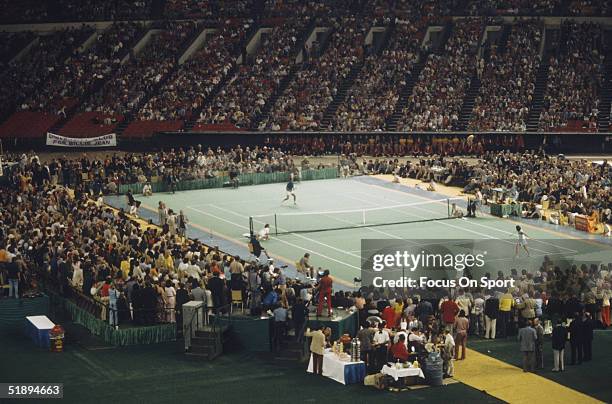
[0,295,50,331]
[217,315,272,352]
[60,297,176,346]
[490,202,522,217]
[307,310,358,340]
[118,167,339,194]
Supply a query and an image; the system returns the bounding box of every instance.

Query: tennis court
[108,176,612,288]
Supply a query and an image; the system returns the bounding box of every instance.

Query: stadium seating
[122,120,184,139]
[58,112,123,137]
[0,2,610,139]
[0,111,60,139]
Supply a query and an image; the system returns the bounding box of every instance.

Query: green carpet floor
[469,329,612,403]
[0,322,500,404]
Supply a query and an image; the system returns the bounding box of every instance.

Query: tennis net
[249,197,465,235]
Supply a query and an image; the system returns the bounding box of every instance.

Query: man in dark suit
[208,272,225,312]
[551,320,568,371]
[569,314,584,365]
[416,298,433,328]
[292,298,308,343]
[581,312,594,361]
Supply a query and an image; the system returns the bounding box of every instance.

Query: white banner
[46,132,117,147]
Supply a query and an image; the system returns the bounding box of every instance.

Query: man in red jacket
[440,297,459,333]
[317,270,333,316]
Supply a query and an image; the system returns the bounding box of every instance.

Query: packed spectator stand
[469,20,542,132]
[0,0,612,141]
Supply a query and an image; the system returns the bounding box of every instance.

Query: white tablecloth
[26,315,55,330]
[381,364,425,381]
[25,315,55,348]
[307,350,365,385]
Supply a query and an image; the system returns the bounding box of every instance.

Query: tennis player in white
[515,225,530,257]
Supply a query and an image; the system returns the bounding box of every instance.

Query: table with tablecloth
[25,315,55,348]
[381,364,425,381]
[307,349,366,385]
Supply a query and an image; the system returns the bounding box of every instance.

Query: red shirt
[440,300,459,324]
[382,306,396,327]
[319,275,333,293]
[390,342,410,361]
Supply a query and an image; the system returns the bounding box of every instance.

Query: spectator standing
[305,326,326,376]
[551,320,568,372]
[473,293,485,336]
[292,298,308,343]
[165,280,176,323]
[484,293,499,339]
[534,318,545,369]
[440,297,459,333]
[109,282,119,329]
[454,310,470,360]
[272,304,288,352]
[316,270,333,317]
[7,257,20,298]
[518,320,537,372]
[498,290,515,337]
[581,312,594,362]
[569,315,584,365]
[177,210,188,238]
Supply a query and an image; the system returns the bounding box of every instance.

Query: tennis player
[515,225,530,257]
[282,180,297,205]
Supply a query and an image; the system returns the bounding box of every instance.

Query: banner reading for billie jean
[360,238,611,294]
[46,132,117,147]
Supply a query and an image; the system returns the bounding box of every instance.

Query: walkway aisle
[453,349,602,404]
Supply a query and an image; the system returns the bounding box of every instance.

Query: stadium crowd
[469,20,542,132]
[199,16,310,128]
[87,21,198,118]
[331,20,424,131]
[264,15,368,131]
[538,21,603,131]
[461,151,611,223]
[24,23,144,115]
[2,146,299,194]
[0,0,153,23]
[467,0,561,16]
[397,17,484,132]
[0,150,609,371]
[1,26,94,117]
[0,148,608,379]
[143,20,249,122]
[0,4,609,134]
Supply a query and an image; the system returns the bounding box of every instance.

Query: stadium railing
[117,167,339,194]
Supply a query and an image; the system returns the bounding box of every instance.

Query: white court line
[355,183,578,254]
[207,203,362,259]
[349,191,558,256]
[186,205,361,271]
[339,193,430,242]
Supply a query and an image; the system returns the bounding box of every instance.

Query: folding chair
[231,290,244,314]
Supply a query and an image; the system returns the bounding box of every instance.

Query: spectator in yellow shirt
[499,290,515,338]
[120,258,131,280]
